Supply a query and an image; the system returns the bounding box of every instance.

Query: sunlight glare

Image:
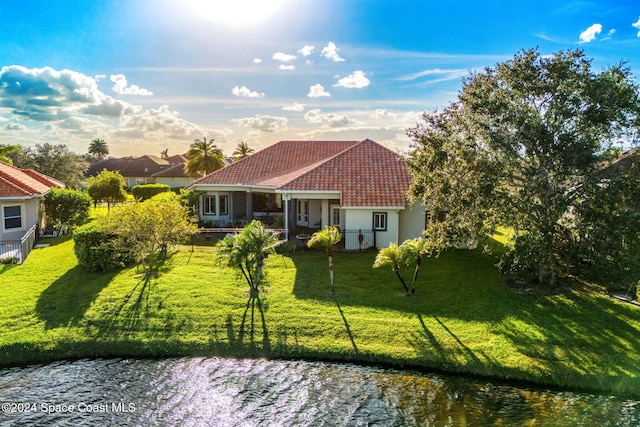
[184,0,288,28]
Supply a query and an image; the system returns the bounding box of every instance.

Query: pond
[0,357,638,426]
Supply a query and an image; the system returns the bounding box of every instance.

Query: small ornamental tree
[374,242,411,295]
[307,226,342,294]
[216,220,281,297]
[104,192,197,277]
[43,188,91,232]
[87,169,127,212]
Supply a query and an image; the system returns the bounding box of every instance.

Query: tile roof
[0,162,64,198]
[86,155,171,177]
[151,163,190,178]
[191,139,412,207]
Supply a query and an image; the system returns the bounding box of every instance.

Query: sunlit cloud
[233,115,288,132]
[298,45,315,56]
[282,102,305,112]
[304,109,359,128]
[272,52,297,62]
[633,17,640,37]
[279,64,296,70]
[579,23,602,43]
[335,71,370,88]
[232,85,265,97]
[321,42,345,62]
[4,122,26,131]
[307,84,331,97]
[253,58,262,64]
[110,74,154,96]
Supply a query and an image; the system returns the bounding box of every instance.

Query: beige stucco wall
[0,198,40,240]
[398,200,427,243]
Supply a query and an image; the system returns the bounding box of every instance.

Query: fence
[0,224,38,264]
[341,229,375,251]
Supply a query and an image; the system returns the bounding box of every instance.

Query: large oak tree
[407,49,640,286]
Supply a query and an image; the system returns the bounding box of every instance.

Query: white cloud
[120,105,203,139]
[579,23,602,43]
[110,74,153,96]
[0,65,140,121]
[321,42,345,62]
[602,28,616,40]
[633,17,640,37]
[298,45,315,56]
[253,58,262,64]
[94,74,107,81]
[282,102,305,112]
[304,109,359,128]
[233,115,288,133]
[4,122,26,131]
[307,84,331,97]
[335,71,370,88]
[232,85,265,98]
[279,64,296,70]
[272,52,297,62]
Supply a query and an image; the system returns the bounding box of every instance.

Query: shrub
[43,188,91,231]
[131,183,171,201]
[73,222,134,272]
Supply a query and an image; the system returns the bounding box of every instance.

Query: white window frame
[202,196,216,215]
[373,212,387,231]
[2,204,25,232]
[297,199,309,226]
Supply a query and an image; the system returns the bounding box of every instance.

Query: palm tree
[0,144,21,165]
[232,141,255,162]
[373,242,410,295]
[401,238,432,294]
[160,149,169,160]
[184,137,225,177]
[307,226,342,294]
[88,138,109,160]
[216,220,281,297]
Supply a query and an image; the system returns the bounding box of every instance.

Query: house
[0,162,64,262]
[86,155,191,188]
[151,163,195,188]
[187,139,426,250]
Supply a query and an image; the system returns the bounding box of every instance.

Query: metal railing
[0,224,38,264]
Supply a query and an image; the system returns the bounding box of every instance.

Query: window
[3,205,23,230]
[373,212,387,231]
[297,200,309,225]
[331,205,341,227]
[202,196,216,215]
[219,195,228,215]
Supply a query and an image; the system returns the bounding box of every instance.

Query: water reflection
[0,357,637,426]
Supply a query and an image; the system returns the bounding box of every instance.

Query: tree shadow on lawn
[291,250,519,323]
[222,294,271,354]
[36,266,118,329]
[493,287,640,392]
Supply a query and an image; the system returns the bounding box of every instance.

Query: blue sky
[0,0,639,156]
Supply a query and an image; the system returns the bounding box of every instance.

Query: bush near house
[131,183,171,201]
[73,221,134,272]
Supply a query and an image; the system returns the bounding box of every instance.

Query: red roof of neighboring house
[190,139,412,207]
[0,162,64,198]
[86,155,171,178]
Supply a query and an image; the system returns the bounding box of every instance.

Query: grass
[1,234,639,397]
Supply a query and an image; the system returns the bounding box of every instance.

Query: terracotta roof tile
[0,162,63,198]
[191,139,412,207]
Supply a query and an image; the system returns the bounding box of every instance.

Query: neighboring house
[0,162,64,262]
[86,155,175,188]
[152,163,196,188]
[187,139,426,250]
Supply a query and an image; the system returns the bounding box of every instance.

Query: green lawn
[1,235,639,397]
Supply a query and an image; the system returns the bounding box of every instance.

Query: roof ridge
[0,174,31,196]
[275,139,368,188]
